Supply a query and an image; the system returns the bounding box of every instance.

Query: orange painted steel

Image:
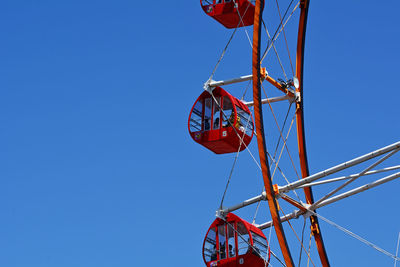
[295,0,330,266]
[252,0,294,266]
[280,194,307,211]
[264,75,295,97]
[252,0,330,266]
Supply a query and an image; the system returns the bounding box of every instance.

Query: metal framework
[204,72,295,106]
[250,0,332,266]
[252,0,295,265]
[200,0,398,265]
[218,141,400,230]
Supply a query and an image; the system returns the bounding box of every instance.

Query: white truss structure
[217,141,400,230]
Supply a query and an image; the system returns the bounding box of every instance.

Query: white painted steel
[207,74,253,88]
[309,147,400,210]
[216,142,400,229]
[223,142,400,217]
[257,172,400,230]
[257,211,298,229]
[221,164,400,221]
[296,166,400,188]
[243,95,293,107]
[220,192,266,214]
[279,141,400,194]
[316,171,400,208]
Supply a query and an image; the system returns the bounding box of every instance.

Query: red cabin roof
[203,213,271,267]
[200,0,262,29]
[188,87,254,154]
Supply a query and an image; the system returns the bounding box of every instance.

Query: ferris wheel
[189,0,400,266]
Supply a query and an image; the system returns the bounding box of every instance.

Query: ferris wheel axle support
[257,171,400,230]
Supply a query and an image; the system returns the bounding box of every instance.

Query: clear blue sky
[1,1,399,266]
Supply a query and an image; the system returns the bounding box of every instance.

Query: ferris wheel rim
[251,0,330,266]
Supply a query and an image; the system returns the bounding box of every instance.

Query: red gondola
[188,87,254,154]
[203,213,271,267]
[200,0,261,29]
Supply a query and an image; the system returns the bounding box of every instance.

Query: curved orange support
[295,0,330,266]
[252,0,294,266]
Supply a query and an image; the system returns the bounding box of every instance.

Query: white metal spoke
[309,210,400,262]
[261,83,301,180]
[261,1,300,63]
[263,21,288,80]
[233,0,253,47]
[268,111,303,203]
[274,0,295,75]
[271,112,295,182]
[279,206,316,267]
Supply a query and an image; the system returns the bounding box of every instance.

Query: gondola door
[235,221,250,266]
[217,223,237,267]
[226,222,238,267]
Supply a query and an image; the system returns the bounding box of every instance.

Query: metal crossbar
[217,141,400,222]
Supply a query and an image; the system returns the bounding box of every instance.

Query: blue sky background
[1,1,399,266]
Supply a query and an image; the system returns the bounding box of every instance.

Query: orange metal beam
[252,0,294,266]
[295,0,330,266]
[264,75,295,97]
[280,193,307,212]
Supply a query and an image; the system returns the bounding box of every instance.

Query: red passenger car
[203,213,271,267]
[188,87,254,154]
[200,0,260,28]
